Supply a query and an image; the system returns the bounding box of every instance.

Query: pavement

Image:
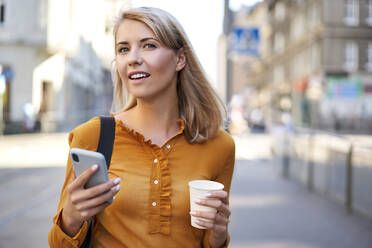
[229,159,372,248]
[1,133,372,248]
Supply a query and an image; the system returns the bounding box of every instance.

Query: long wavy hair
[111,7,226,143]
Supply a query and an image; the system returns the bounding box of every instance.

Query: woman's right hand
[61,164,121,236]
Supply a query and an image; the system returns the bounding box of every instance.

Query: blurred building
[0,0,128,134]
[232,2,271,131]
[223,0,372,134]
[266,0,372,133]
[217,0,233,105]
[219,0,272,132]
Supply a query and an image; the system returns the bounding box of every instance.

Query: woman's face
[115,19,185,101]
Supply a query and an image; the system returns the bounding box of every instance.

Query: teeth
[130,73,148,79]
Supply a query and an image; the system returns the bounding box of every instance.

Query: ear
[175,48,186,72]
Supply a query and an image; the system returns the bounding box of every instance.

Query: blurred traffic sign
[0,66,14,81]
[230,27,260,56]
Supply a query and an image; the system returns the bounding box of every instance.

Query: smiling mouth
[128,72,150,80]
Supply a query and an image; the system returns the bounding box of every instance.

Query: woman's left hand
[190,190,231,248]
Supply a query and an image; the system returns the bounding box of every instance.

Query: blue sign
[231,27,260,56]
[326,78,363,98]
[1,67,14,80]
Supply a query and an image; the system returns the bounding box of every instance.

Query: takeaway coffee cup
[188,180,224,229]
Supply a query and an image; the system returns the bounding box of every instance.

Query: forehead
[116,19,157,41]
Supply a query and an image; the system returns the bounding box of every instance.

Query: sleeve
[203,137,235,248]
[48,118,101,248]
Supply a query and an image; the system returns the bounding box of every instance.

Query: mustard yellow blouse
[48,117,235,248]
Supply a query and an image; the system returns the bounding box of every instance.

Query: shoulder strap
[97,116,116,168]
[80,116,115,248]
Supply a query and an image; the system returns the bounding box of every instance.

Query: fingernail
[91,164,98,171]
[195,199,201,204]
[195,219,201,224]
[190,211,197,215]
[115,185,120,191]
[205,193,212,197]
[113,178,121,184]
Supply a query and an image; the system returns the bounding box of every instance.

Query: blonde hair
[111,7,226,143]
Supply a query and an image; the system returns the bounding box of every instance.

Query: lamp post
[0,74,6,135]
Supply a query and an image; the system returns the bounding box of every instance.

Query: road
[0,133,372,247]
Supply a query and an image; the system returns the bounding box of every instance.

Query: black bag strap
[79,223,93,248]
[97,116,116,168]
[80,116,115,248]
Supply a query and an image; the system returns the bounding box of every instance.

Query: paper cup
[189,180,224,229]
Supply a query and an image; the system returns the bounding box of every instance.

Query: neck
[138,100,178,125]
[129,95,180,137]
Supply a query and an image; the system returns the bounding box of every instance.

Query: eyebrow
[116,37,158,46]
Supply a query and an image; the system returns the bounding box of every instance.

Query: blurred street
[1,133,372,248]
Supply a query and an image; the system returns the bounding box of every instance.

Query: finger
[190,210,230,224]
[195,198,223,210]
[190,210,216,221]
[71,164,98,189]
[206,190,229,204]
[194,219,228,232]
[80,201,111,220]
[216,202,231,218]
[195,218,214,229]
[195,198,231,217]
[85,178,121,199]
[71,178,121,204]
[76,185,119,211]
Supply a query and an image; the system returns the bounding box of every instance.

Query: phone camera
[72,153,80,162]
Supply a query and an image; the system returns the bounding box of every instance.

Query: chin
[128,82,175,101]
[128,90,154,100]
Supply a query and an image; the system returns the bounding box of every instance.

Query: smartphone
[70,148,113,203]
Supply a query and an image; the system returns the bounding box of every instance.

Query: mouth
[128,71,150,80]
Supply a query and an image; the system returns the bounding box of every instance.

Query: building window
[344,0,359,26]
[311,43,320,72]
[344,41,358,71]
[308,3,319,28]
[0,1,5,25]
[291,15,305,41]
[275,2,286,21]
[274,32,285,54]
[366,43,372,71]
[366,0,372,26]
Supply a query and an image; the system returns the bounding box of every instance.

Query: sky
[130,0,262,88]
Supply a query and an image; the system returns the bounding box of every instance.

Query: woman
[49,7,235,248]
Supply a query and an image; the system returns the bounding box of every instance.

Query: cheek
[147,52,177,77]
[115,57,128,81]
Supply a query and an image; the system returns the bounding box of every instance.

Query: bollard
[345,143,353,214]
[307,133,314,191]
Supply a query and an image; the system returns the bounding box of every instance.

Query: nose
[128,48,143,66]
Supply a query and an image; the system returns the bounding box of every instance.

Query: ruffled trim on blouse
[112,116,184,149]
[111,113,185,234]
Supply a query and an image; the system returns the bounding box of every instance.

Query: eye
[144,43,156,49]
[118,47,129,53]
